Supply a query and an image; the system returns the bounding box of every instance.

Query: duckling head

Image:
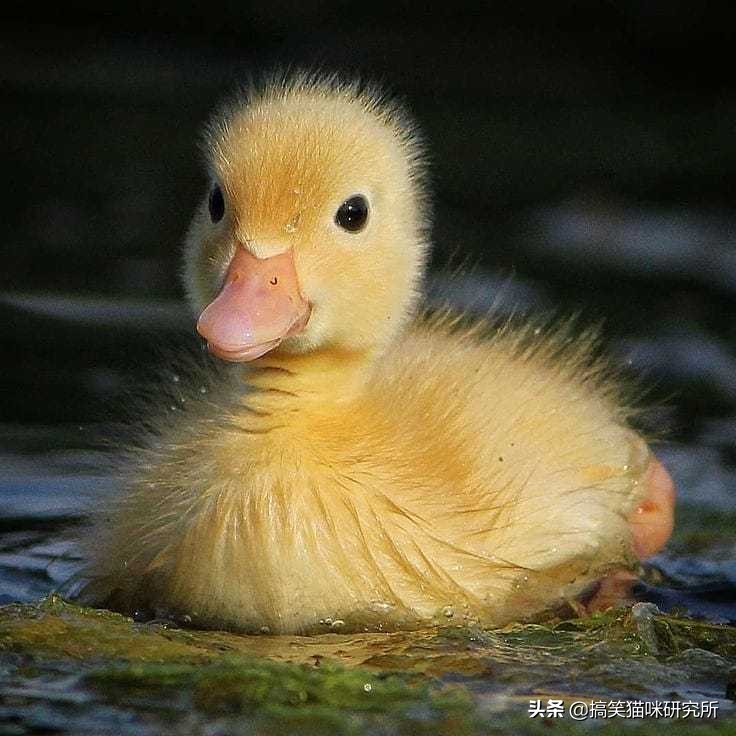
[184,74,429,362]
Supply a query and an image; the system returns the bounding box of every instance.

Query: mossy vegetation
[1,595,733,734]
[88,659,478,735]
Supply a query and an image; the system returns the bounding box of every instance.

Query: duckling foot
[628,456,676,560]
[574,571,639,614]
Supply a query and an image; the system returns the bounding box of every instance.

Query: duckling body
[84,75,673,633]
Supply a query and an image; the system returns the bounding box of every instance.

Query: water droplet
[284,212,301,233]
[370,600,394,613]
[363,683,372,692]
[331,619,345,630]
[259,625,271,634]
[292,187,302,195]
[442,606,454,618]
[199,386,207,394]
[534,327,541,335]
[172,374,180,383]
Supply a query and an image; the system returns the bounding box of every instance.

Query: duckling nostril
[270,276,278,285]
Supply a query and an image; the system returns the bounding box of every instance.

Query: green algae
[1,595,734,735]
[88,659,477,735]
[0,596,210,663]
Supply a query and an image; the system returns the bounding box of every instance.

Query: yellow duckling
[84,74,675,633]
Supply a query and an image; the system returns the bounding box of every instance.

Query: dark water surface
[2,254,736,733]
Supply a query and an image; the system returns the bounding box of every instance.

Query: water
[2,204,736,732]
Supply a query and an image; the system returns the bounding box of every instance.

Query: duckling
[82,73,675,634]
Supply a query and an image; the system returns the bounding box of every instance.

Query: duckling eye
[209,184,225,223]
[335,195,369,233]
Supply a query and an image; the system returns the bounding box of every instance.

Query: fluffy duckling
[83,74,675,633]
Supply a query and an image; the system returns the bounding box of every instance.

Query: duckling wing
[363,319,647,617]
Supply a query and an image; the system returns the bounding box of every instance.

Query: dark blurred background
[3,3,736,437]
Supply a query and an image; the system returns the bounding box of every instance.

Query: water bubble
[199,386,207,394]
[172,374,180,383]
[259,625,271,634]
[442,606,454,618]
[331,619,345,630]
[534,327,541,335]
[363,683,372,692]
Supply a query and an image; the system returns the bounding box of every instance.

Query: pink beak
[197,247,310,362]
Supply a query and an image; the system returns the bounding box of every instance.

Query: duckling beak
[628,456,676,559]
[197,246,310,362]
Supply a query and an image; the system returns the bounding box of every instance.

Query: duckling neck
[241,346,376,412]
